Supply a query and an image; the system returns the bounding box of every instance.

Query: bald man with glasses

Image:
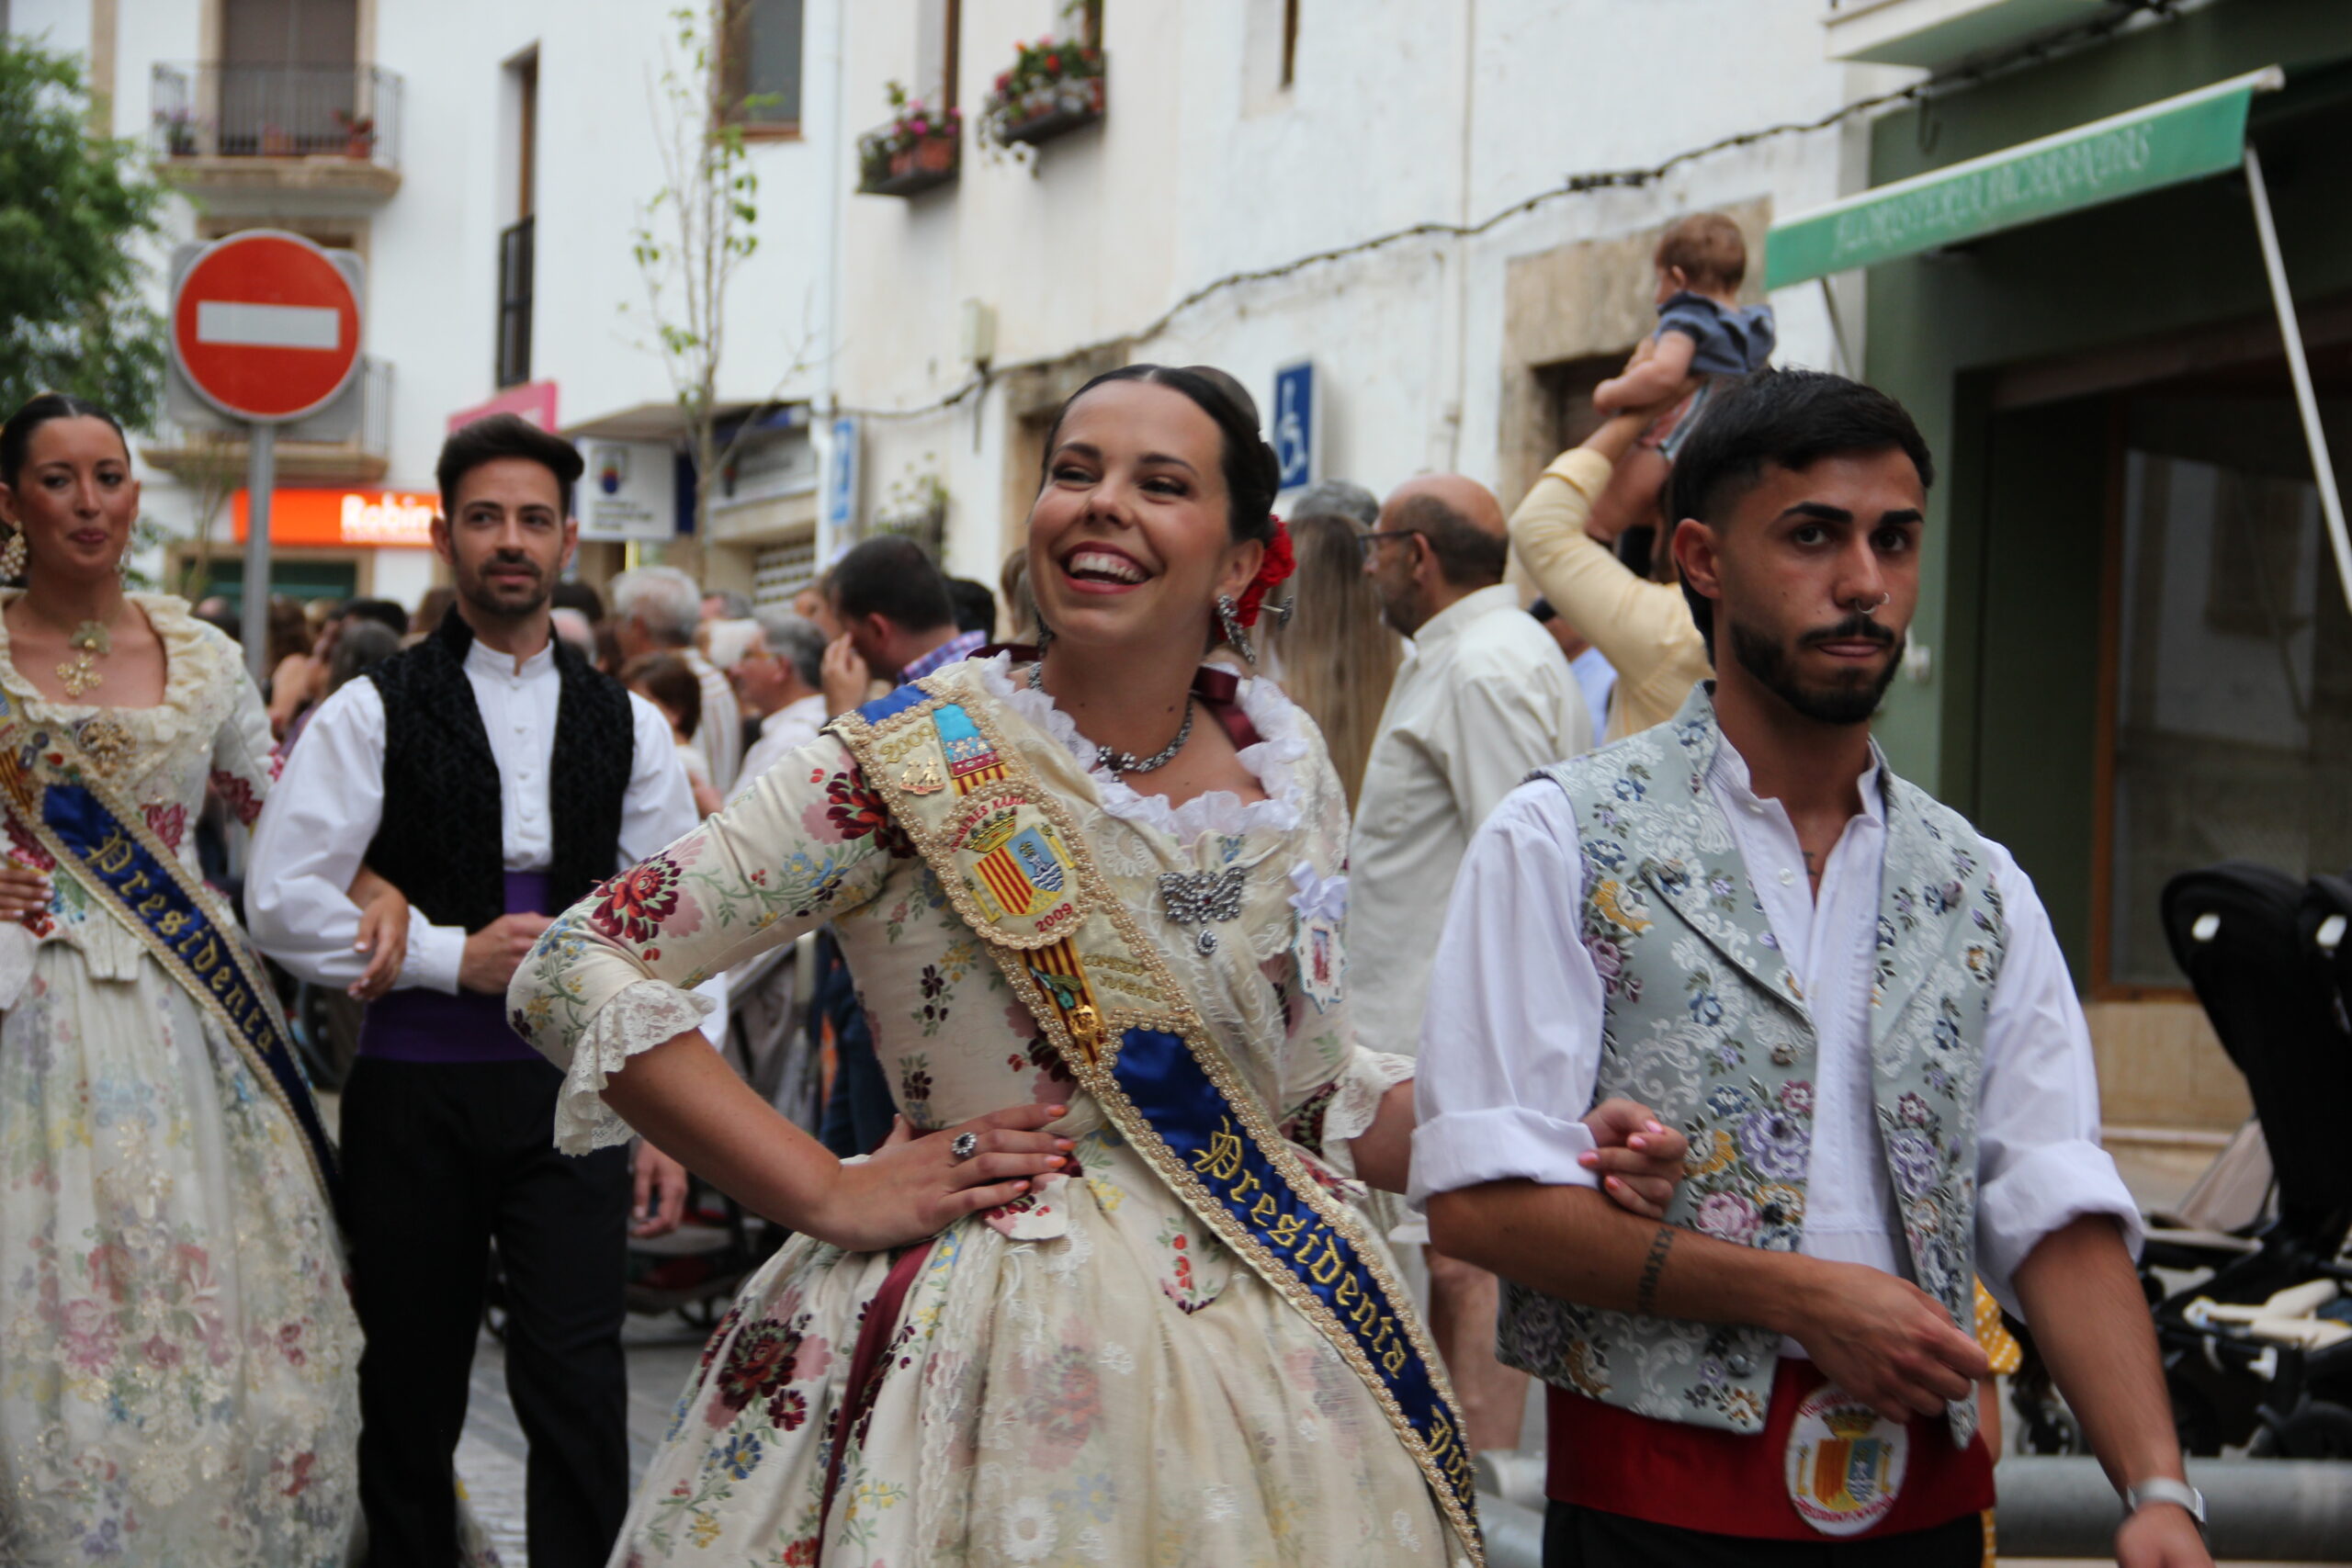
[1350,473,1593,1453]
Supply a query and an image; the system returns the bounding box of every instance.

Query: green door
[194,558,361,614]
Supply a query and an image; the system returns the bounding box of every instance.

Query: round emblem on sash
[1783,1382,1907,1537]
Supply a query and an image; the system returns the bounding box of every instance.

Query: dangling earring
[0,528,24,581]
[1215,593,1257,665]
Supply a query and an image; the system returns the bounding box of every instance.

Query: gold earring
[0,529,24,580]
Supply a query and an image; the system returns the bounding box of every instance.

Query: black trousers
[1544,1504,1984,1568]
[341,1056,631,1568]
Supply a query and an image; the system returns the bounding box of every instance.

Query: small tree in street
[0,35,168,423]
[626,2,808,539]
[168,431,246,599]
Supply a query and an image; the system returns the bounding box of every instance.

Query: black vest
[366,612,636,933]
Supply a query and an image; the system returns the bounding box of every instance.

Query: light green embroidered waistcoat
[1500,687,2008,1441]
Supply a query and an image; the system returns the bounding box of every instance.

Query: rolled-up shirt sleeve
[1410,780,1604,1209]
[247,679,466,994]
[1973,844,2143,1315]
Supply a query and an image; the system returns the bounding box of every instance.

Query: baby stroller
[2138,862,2352,1456]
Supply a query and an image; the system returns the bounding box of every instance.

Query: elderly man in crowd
[732,607,831,794]
[1352,471,1592,1452]
[609,565,741,795]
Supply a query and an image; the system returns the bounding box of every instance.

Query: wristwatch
[2123,1478,2208,1538]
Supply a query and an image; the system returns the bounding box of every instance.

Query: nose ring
[1856,592,1891,616]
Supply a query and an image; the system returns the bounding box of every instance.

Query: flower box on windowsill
[861,132,960,197]
[995,75,1105,147]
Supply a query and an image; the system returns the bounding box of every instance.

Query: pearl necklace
[1027,660,1194,775]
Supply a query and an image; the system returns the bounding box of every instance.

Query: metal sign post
[2244,146,2352,617]
[240,423,276,678]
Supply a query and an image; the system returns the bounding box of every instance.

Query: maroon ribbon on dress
[983,645,1264,754]
[815,1239,933,1559]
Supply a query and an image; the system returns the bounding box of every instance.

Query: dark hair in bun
[1039,364,1281,545]
[0,392,129,487]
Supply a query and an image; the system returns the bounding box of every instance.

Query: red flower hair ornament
[1230,516,1296,627]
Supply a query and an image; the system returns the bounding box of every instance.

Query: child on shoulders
[1588,212,1775,539]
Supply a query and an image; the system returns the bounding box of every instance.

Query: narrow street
[457,1314,709,1566]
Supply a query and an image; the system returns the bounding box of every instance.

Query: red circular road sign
[170,231,362,423]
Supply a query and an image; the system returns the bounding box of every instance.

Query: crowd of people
[0,214,2211,1568]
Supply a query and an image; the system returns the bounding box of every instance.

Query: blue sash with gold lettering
[0,701,337,1203]
[833,676,1483,1563]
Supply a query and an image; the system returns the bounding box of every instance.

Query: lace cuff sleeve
[548,979,716,1155]
[1309,1048,1416,1174]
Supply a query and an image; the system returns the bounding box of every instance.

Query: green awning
[1764,66,2284,289]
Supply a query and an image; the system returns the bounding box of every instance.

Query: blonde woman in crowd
[1262,511,1403,809]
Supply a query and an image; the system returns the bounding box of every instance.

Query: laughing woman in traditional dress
[509,367,1683,1566]
[0,395,401,1565]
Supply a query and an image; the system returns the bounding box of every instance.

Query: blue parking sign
[1272,361,1315,492]
[825,415,860,532]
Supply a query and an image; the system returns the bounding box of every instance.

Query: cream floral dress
[0,592,359,1566]
[512,655,1467,1567]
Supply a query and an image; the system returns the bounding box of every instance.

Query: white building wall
[831,1,1908,591]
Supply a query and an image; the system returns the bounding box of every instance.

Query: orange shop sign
[231,488,438,548]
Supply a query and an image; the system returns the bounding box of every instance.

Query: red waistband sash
[1545,1359,1993,1541]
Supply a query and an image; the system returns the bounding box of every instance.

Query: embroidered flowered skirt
[616,1133,1467,1568]
[0,944,360,1566]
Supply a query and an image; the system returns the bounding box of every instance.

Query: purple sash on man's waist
[357,872,551,1064]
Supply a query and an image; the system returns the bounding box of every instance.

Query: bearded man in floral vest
[1417,370,2210,1568]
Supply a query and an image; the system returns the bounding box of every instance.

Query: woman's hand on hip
[0,858,51,923]
[810,1102,1076,1252]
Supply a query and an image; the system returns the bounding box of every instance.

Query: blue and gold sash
[0,701,337,1203]
[833,677,1482,1563]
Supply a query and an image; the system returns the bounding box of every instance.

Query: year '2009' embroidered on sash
[0,704,338,1204]
[832,680,1484,1564]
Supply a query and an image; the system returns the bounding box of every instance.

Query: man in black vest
[249,414,711,1566]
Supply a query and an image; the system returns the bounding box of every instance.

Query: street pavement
[456,1313,708,1566]
[450,1135,2254,1562]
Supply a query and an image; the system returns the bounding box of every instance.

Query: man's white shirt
[684,647,742,798]
[733,692,828,807]
[1346,582,1591,1057]
[1410,730,2139,1323]
[249,634,724,1015]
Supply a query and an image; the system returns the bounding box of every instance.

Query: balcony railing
[145,356,396,486]
[151,62,403,170]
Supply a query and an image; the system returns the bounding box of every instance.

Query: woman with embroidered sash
[0,395,404,1566]
[509,366,1684,1566]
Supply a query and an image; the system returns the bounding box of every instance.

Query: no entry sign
[170,231,362,423]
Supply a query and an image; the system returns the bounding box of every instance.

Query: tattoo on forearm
[1637,1224,1675,1316]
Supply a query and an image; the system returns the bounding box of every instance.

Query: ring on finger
[950,1131,979,1163]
